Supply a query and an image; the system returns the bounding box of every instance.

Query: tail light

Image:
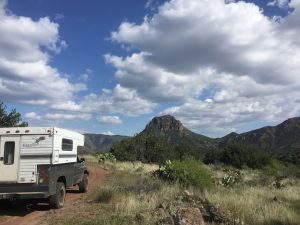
[38,169,49,184]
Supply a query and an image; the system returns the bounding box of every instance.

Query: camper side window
[62,138,73,151]
[4,142,15,165]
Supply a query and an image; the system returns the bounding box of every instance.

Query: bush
[153,157,213,190]
[203,143,272,169]
[111,135,201,164]
[96,153,116,163]
[220,168,242,187]
[263,159,300,179]
[173,141,200,160]
[203,148,222,164]
[111,134,175,164]
[220,143,272,169]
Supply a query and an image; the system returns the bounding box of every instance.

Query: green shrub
[262,159,285,177]
[96,152,116,163]
[220,143,271,169]
[110,135,201,164]
[220,168,242,187]
[111,134,175,164]
[275,151,300,167]
[203,148,222,164]
[173,141,200,160]
[153,157,213,190]
[263,159,300,179]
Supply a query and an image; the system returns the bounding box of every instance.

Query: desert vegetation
[47,153,300,225]
[204,143,272,169]
[111,134,207,164]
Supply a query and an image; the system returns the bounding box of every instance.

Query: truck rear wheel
[49,182,66,209]
[79,173,89,193]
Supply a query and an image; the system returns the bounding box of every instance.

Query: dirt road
[0,164,108,225]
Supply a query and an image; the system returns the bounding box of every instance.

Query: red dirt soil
[0,164,108,225]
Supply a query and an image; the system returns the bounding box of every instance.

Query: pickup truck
[0,127,89,208]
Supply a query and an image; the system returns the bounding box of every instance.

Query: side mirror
[80,157,85,162]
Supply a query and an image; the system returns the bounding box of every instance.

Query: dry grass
[47,160,300,225]
[84,161,181,225]
[114,182,181,215]
[204,176,300,225]
[110,161,159,173]
[79,154,98,164]
[80,154,159,173]
[99,160,159,174]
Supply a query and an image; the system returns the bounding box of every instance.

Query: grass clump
[92,186,115,203]
[154,157,213,190]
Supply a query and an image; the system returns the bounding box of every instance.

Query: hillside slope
[84,133,129,152]
[218,117,300,155]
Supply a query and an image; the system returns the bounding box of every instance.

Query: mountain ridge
[221,117,300,154]
[84,115,300,157]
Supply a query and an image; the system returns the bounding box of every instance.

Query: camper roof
[0,127,83,139]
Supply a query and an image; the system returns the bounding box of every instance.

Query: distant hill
[84,133,130,152]
[218,117,300,155]
[141,115,216,153]
[217,118,300,166]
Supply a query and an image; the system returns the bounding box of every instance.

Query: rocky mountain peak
[143,115,185,133]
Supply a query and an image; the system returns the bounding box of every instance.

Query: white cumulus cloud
[267,0,290,8]
[105,0,300,136]
[97,115,123,124]
[25,112,41,120]
[0,0,85,107]
[101,131,114,135]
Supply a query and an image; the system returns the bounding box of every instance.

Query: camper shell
[0,127,89,208]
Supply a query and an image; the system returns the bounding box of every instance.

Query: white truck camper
[0,127,89,208]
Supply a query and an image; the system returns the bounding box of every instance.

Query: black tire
[49,182,66,209]
[79,173,89,193]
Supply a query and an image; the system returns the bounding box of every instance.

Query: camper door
[0,136,21,182]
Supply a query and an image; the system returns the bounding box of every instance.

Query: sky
[0,0,300,137]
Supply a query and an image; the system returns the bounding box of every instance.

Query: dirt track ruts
[0,164,108,225]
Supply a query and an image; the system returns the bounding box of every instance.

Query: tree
[110,134,176,164]
[0,102,28,127]
[174,141,199,160]
[220,143,271,169]
[203,148,222,164]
